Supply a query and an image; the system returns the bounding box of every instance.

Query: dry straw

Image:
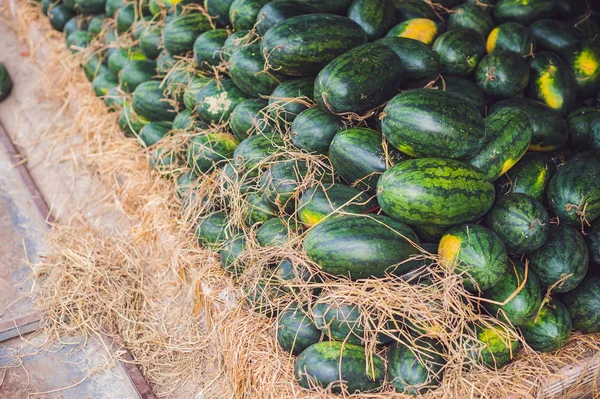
[5,1,600,398]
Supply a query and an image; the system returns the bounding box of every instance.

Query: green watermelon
[221,30,253,62]
[92,72,118,97]
[230,99,268,141]
[567,107,600,151]
[156,50,177,76]
[447,3,494,38]
[108,48,148,75]
[132,81,177,122]
[118,60,156,93]
[138,122,171,147]
[475,51,530,99]
[303,214,420,280]
[63,16,88,39]
[469,108,532,181]
[347,0,397,41]
[484,259,542,326]
[118,103,148,137]
[298,184,375,226]
[295,342,385,393]
[220,235,247,276]
[87,14,105,36]
[104,0,123,16]
[394,0,437,21]
[193,29,228,70]
[498,152,555,203]
[377,37,441,85]
[387,338,445,395]
[530,224,589,293]
[562,41,600,97]
[245,192,277,225]
[527,51,577,116]
[548,152,600,226]
[290,107,344,154]
[561,277,600,333]
[386,18,440,45]
[472,323,520,369]
[48,4,75,31]
[530,19,583,55]
[377,158,495,227]
[186,132,239,173]
[256,217,293,247]
[255,0,318,36]
[229,44,288,98]
[312,300,366,345]
[183,76,212,111]
[74,0,105,14]
[175,170,197,199]
[486,193,549,254]
[204,0,235,27]
[228,0,269,30]
[139,25,162,60]
[432,27,486,76]
[521,299,572,352]
[486,22,535,56]
[277,305,322,355]
[439,224,509,292]
[195,79,248,125]
[494,0,556,25]
[295,0,352,13]
[429,75,485,113]
[268,78,314,123]
[244,276,287,317]
[381,89,485,160]
[329,128,407,193]
[261,14,368,76]
[586,222,600,265]
[195,211,235,247]
[0,64,13,102]
[232,133,283,177]
[163,13,211,55]
[115,4,137,34]
[258,159,309,212]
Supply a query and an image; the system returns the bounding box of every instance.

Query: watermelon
[221,30,253,62]
[0,64,13,102]
[295,0,352,13]
[108,48,148,75]
[42,0,56,15]
[475,51,530,99]
[438,224,509,292]
[433,28,486,76]
[103,87,125,111]
[229,44,288,98]
[244,276,287,316]
[62,0,76,12]
[115,4,136,34]
[74,0,105,14]
[381,89,485,160]
[593,115,600,151]
[118,60,157,93]
[138,122,171,147]
[255,0,318,36]
[329,128,407,193]
[245,192,277,225]
[489,99,568,152]
[259,159,309,212]
[586,222,600,265]
[132,81,177,122]
[386,18,439,45]
[277,306,322,355]
[561,277,600,333]
[447,3,494,38]
[484,259,542,326]
[527,51,577,116]
[195,211,235,247]
[530,19,583,55]
[472,323,520,369]
[195,79,248,125]
[164,67,196,105]
[494,0,556,25]
[548,152,600,226]
[291,107,344,155]
[298,184,375,226]
[469,108,532,181]
[377,158,495,227]
[233,133,284,177]
[193,29,228,70]
[429,75,485,113]
[256,217,293,247]
[230,99,268,141]
[105,0,123,17]
[149,146,176,173]
[387,338,445,395]
[66,31,93,53]
[175,170,197,199]
[347,0,398,41]
[183,76,212,111]
[261,14,368,77]
[530,224,589,293]
[87,14,105,36]
[273,258,315,284]
[139,25,162,60]
[567,107,600,151]
[521,299,572,352]
[163,13,211,56]
[118,103,148,137]
[413,225,450,244]
[486,22,535,56]
[376,37,441,85]
[498,152,555,203]
[48,4,75,31]
[315,43,402,115]
[186,132,239,173]
[395,0,437,21]
[92,72,118,97]
[156,50,177,76]
[312,300,366,345]
[303,214,420,280]
[562,41,600,97]
[204,0,235,27]
[220,235,247,276]
[63,17,88,39]
[228,0,269,30]
[295,342,385,393]
[268,78,314,123]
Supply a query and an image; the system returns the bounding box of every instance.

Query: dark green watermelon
[256,217,293,247]
[228,0,269,30]
[494,0,556,25]
[438,224,509,292]
[139,25,162,60]
[376,37,441,85]
[498,152,555,203]
[261,14,368,76]
[432,27,486,76]
[230,99,268,141]
[229,44,288,98]
[429,75,485,113]
[298,184,375,226]
[486,193,549,254]
[329,128,407,192]
[220,235,247,276]
[87,14,105,36]
[268,78,314,123]
[175,170,197,199]
[195,211,235,247]
[92,72,118,97]
[295,0,352,13]
[183,76,212,111]
[74,0,105,14]
[377,158,495,227]
[204,0,235,27]
[195,79,248,125]
[347,0,397,41]
[186,132,239,173]
[277,305,321,355]
[530,224,589,293]
[486,21,535,56]
[469,108,532,181]
[387,338,445,395]
[475,50,530,99]
[132,81,177,122]
[108,48,148,75]
[163,13,211,55]
[221,30,253,62]
[530,19,583,55]
[115,4,136,34]
[105,0,123,17]
[156,50,177,76]
[484,259,542,326]
[527,51,577,116]
[63,16,88,39]
[312,300,366,345]
[472,323,520,369]
[586,222,600,265]
[48,4,75,31]
[394,0,437,21]
[258,159,309,212]
[561,277,600,333]
[489,98,568,152]
[303,214,420,280]
[381,89,485,160]
[245,192,277,225]
[521,299,572,352]
[567,107,600,151]
[232,133,284,177]
[193,29,228,70]
[548,152,600,226]
[118,60,157,93]
[255,0,318,36]
[562,41,600,97]
[0,64,13,102]
[290,107,344,155]
[295,342,385,393]
[447,3,494,38]
[118,103,148,137]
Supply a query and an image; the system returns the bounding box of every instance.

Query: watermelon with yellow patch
[527,51,577,115]
[563,41,600,98]
[386,18,439,45]
[486,22,535,56]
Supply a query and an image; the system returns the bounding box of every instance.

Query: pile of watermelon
[36,0,600,395]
